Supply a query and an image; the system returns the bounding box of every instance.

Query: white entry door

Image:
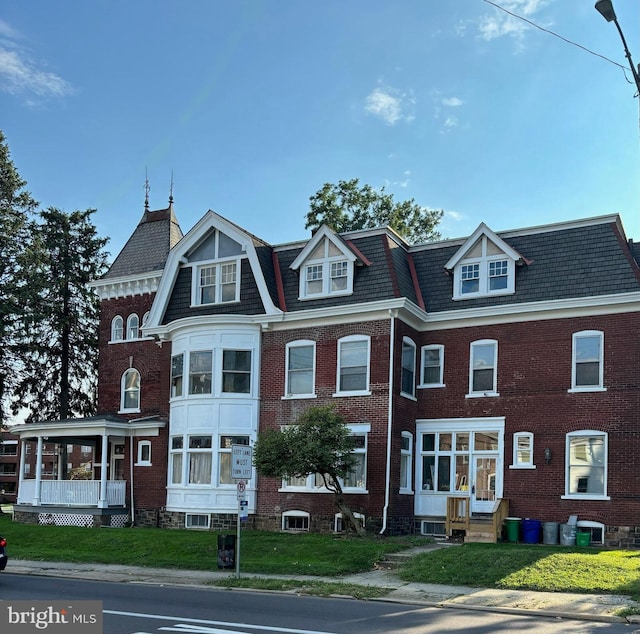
[471,456,497,514]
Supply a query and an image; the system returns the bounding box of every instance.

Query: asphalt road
[0,572,636,634]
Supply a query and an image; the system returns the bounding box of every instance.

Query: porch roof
[8,414,165,441]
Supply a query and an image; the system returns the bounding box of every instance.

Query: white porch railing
[17,480,126,507]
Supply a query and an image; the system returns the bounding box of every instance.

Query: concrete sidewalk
[6,544,640,625]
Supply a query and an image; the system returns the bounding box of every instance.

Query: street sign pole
[232,445,252,580]
[236,496,241,579]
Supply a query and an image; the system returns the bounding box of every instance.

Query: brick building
[9,203,640,546]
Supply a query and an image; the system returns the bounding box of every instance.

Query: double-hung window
[510,432,534,469]
[565,431,607,498]
[111,316,124,342]
[121,369,140,412]
[570,331,604,392]
[171,353,184,398]
[420,345,444,387]
[401,338,416,398]
[222,350,251,394]
[170,437,183,484]
[468,340,498,397]
[187,435,212,485]
[127,314,139,339]
[218,435,250,485]
[335,335,370,395]
[196,261,239,305]
[189,351,213,395]
[285,341,315,397]
[343,433,367,490]
[400,432,413,493]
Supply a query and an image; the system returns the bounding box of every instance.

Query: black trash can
[217,534,236,569]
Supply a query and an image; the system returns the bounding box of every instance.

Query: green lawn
[2,515,640,599]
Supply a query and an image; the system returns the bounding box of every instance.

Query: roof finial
[169,170,174,206]
[144,168,150,212]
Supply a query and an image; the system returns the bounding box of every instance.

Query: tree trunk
[333,488,365,536]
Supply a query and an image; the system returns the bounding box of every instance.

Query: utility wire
[483,0,634,85]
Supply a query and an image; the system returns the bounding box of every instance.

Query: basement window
[334,512,365,533]
[185,514,210,530]
[282,510,309,532]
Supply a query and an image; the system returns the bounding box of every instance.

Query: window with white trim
[285,341,315,397]
[189,351,213,395]
[186,514,210,530]
[335,335,370,395]
[298,236,353,299]
[282,510,309,531]
[195,261,239,305]
[452,235,515,300]
[187,435,212,485]
[420,344,444,387]
[570,331,605,392]
[510,432,534,469]
[126,313,139,339]
[136,440,151,466]
[343,432,367,489]
[282,424,369,491]
[170,436,183,485]
[120,368,140,412]
[111,316,124,342]
[400,432,413,493]
[565,431,607,498]
[171,353,184,398]
[222,350,251,394]
[334,512,365,532]
[468,340,498,397]
[401,337,416,398]
[218,435,250,485]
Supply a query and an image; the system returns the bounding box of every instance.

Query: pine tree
[0,131,38,424]
[13,208,109,422]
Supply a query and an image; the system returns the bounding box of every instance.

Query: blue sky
[2,0,639,260]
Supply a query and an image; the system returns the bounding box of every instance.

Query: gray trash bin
[560,523,576,546]
[543,521,559,545]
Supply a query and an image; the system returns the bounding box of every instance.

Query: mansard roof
[111,205,640,331]
[103,204,183,279]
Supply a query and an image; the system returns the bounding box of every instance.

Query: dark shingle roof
[103,205,183,279]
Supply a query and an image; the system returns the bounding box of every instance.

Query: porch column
[33,436,44,506]
[17,439,27,503]
[98,433,108,508]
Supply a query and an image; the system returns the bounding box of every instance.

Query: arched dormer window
[126,314,139,340]
[121,368,140,412]
[111,316,124,342]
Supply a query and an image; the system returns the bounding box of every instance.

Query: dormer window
[445,223,524,301]
[291,226,358,300]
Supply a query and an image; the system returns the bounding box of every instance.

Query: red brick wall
[417,312,640,525]
[98,295,171,511]
[258,319,392,521]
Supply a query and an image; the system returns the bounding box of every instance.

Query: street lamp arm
[612,19,640,95]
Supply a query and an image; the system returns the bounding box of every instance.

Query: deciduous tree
[253,405,365,535]
[305,178,443,244]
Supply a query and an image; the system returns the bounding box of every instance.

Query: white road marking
[105,610,337,634]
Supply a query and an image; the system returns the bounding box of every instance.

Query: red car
[0,536,7,571]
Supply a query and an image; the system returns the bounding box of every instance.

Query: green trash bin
[576,531,591,547]
[505,517,521,543]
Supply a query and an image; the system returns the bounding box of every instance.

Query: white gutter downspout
[380,309,397,534]
[129,435,135,526]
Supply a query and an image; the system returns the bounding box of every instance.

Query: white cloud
[471,0,550,49]
[442,97,463,107]
[364,86,415,125]
[0,20,73,103]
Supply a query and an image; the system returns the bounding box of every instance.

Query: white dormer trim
[445,223,524,301]
[290,225,357,300]
[143,211,282,335]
